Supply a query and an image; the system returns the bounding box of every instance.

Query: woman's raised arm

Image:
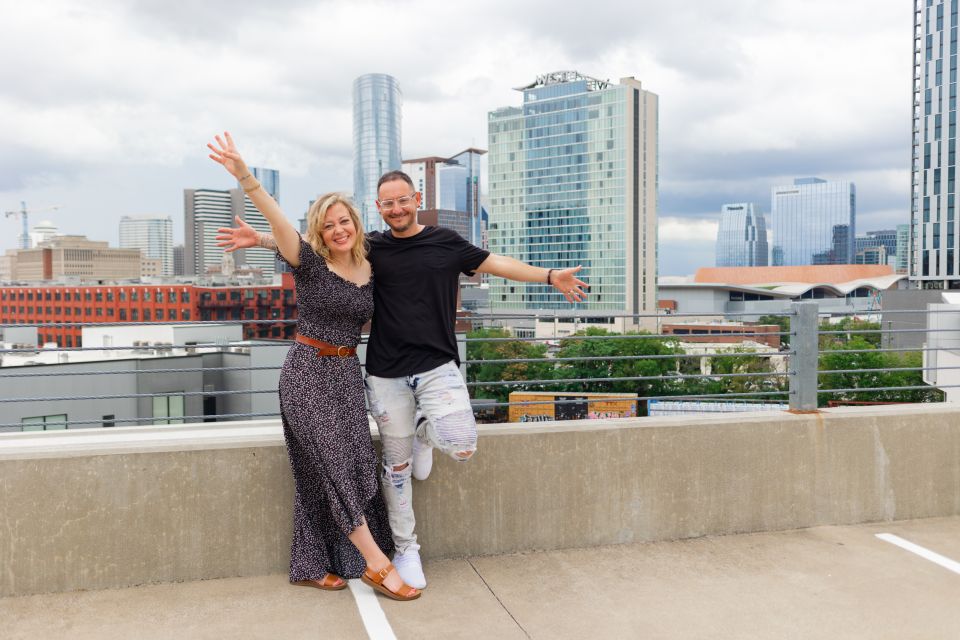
[207,132,301,267]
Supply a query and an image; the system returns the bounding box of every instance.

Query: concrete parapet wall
[2,405,959,597]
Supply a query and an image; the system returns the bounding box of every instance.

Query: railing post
[790,301,819,411]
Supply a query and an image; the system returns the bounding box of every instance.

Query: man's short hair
[377,170,415,192]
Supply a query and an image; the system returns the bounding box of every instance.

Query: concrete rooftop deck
[3,516,959,640]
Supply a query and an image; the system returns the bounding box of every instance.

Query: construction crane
[4,201,62,249]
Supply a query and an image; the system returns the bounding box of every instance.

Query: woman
[208,132,419,601]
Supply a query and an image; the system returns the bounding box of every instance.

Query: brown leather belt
[295,334,357,357]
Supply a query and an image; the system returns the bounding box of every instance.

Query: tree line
[466,317,942,416]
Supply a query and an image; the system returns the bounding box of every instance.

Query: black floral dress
[278,238,393,581]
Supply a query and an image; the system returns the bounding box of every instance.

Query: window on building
[119,309,127,321]
[153,394,185,425]
[106,291,114,302]
[21,414,68,431]
[131,290,138,301]
[143,291,151,302]
[119,291,127,302]
[168,292,176,303]
[143,309,151,321]
[182,310,190,320]
[181,291,190,303]
[131,309,139,321]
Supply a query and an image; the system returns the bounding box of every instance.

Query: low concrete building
[10,235,141,282]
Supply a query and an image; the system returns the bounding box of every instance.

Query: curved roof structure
[694,265,893,285]
[663,265,907,300]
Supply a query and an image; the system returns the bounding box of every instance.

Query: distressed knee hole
[382,458,412,490]
[455,450,474,461]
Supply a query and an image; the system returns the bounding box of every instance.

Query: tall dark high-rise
[912,0,960,287]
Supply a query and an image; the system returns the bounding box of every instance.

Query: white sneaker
[393,549,426,589]
[412,414,433,481]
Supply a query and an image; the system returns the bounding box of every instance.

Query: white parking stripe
[876,533,960,575]
[347,579,398,640]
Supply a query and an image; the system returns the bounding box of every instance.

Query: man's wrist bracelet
[243,181,262,194]
[239,173,253,182]
[547,268,556,285]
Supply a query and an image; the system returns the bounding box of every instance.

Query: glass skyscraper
[118,216,174,276]
[353,74,402,233]
[912,0,960,287]
[715,203,768,267]
[403,148,488,248]
[488,71,658,319]
[896,223,910,274]
[770,178,856,266]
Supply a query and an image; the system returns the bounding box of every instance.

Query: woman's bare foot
[368,560,409,593]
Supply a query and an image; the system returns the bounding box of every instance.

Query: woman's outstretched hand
[216,216,259,252]
[207,131,250,180]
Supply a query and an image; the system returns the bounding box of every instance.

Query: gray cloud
[0,0,915,276]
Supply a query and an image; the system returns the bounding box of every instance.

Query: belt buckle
[337,345,350,357]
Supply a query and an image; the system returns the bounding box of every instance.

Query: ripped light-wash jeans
[364,361,477,554]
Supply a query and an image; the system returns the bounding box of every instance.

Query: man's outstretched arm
[475,254,587,303]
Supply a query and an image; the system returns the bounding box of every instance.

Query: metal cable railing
[1,301,958,431]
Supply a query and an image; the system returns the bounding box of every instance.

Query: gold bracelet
[243,182,262,194]
[238,173,253,182]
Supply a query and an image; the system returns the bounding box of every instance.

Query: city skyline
[1,1,912,276]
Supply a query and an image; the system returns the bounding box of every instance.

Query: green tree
[709,347,789,397]
[818,337,943,404]
[554,328,685,414]
[466,328,554,403]
[819,317,881,349]
[758,314,791,347]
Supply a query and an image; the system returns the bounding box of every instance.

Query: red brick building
[661,323,781,349]
[0,273,297,347]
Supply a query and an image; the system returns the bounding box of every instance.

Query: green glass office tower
[487,72,658,323]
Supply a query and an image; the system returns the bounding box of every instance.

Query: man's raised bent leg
[413,361,478,463]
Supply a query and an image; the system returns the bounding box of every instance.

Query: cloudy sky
[2,1,911,275]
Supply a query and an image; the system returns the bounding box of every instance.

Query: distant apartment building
[353,73,402,233]
[0,273,297,347]
[184,188,274,278]
[487,71,658,324]
[771,178,856,266]
[172,244,185,276]
[911,0,960,286]
[715,203,768,267]
[855,245,887,265]
[855,229,898,258]
[404,149,487,248]
[7,235,140,282]
[119,216,174,276]
[896,224,910,274]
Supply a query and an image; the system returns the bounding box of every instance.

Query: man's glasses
[378,194,417,210]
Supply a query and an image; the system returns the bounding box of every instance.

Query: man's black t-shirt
[365,226,490,378]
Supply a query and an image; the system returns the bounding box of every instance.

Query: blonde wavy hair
[304,192,367,264]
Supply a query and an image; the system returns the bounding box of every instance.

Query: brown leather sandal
[360,563,421,601]
[293,573,348,591]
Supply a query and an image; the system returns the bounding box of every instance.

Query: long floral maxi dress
[278,238,393,581]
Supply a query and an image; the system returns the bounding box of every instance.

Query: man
[219,170,586,588]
